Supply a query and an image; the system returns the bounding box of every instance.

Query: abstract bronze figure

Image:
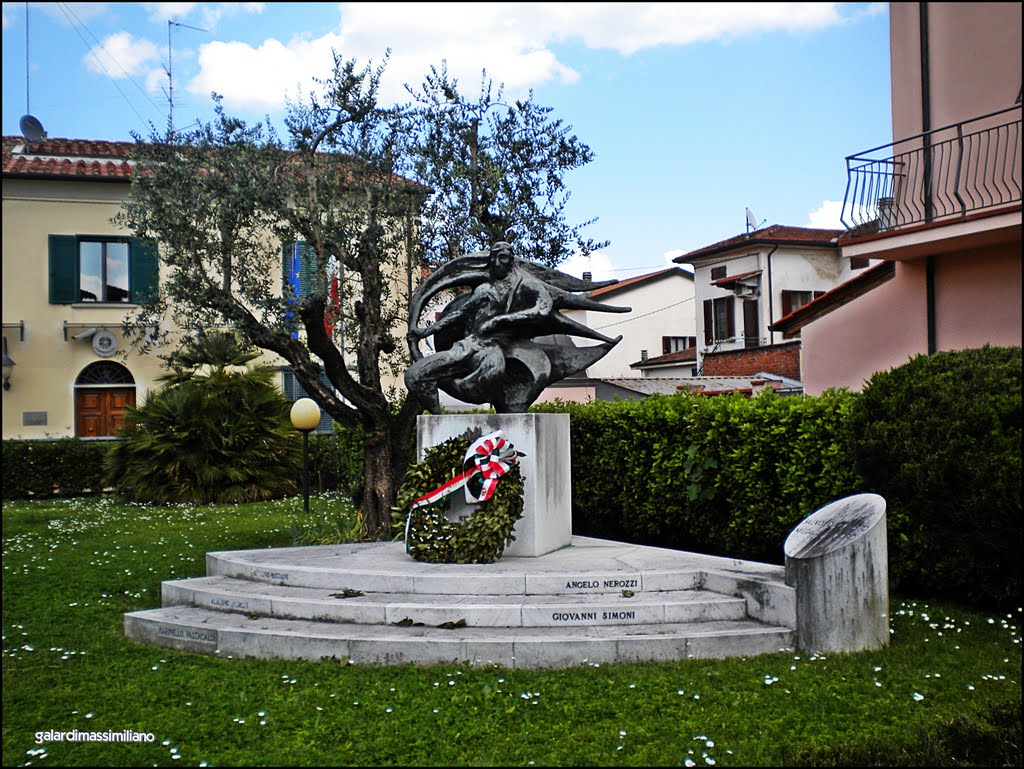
[406,242,631,413]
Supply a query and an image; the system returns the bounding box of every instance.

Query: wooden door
[75,387,135,437]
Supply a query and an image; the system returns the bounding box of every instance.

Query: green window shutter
[49,235,78,304]
[282,242,294,297]
[283,241,317,298]
[299,243,316,298]
[130,238,158,303]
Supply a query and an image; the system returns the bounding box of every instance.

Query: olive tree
[118,53,603,537]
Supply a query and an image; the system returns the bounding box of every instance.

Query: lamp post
[289,397,321,515]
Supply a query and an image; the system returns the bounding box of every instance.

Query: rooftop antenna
[745,207,765,233]
[163,19,207,135]
[20,1,46,143]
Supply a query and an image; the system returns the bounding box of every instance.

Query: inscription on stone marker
[562,577,640,591]
[784,495,886,560]
[158,626,217,644]
[210,596,249,610]
[252,569,289,581]
[551,610,637,623]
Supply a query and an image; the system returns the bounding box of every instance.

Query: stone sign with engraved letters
[784,493,888,652]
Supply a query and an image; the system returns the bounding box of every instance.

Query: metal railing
[841,105,1022,231]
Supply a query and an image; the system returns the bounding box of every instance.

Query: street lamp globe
[290,397,321,432]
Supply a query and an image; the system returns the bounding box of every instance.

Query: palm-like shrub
[106,332,302,504]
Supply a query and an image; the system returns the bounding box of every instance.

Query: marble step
[162,576,749,628]
[124,605,795,668]
[205,546,702,596]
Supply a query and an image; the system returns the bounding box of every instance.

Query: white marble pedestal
[417,413,572,558]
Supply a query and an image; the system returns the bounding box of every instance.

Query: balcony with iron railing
[840,104,1022,234]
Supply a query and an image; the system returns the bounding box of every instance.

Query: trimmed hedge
[533,388,864,564]
[1,439,113,499]
[849,345,1022,610]
[2,430,365,502]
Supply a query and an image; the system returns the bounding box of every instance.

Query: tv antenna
[20,1,46,142]
[745,207,765,233]
[163,20,207,134]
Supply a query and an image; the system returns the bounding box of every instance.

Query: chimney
[640,350,648,361]
[582,271,592,282]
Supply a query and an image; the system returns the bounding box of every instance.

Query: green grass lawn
[3,496,1020,767]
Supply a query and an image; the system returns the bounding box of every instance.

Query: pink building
[772,2,1021,394]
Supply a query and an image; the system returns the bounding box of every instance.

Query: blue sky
[2,2,892,278]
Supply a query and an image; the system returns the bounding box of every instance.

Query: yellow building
[2,135,410,440]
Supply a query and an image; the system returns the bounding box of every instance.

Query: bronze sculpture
[406,242,631,413]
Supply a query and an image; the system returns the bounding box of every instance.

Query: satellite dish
[745,208,759,232]
[20,114,47,142]
[92,331,119,358]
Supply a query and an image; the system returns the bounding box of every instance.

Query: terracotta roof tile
[769,260,895,337]
[673,225,842,264]
[3,136,136,179]
[588,266,692,297]
[630,347,697,368]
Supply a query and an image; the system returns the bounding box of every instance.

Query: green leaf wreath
[393,434,524,564]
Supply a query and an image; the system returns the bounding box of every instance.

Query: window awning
[711,269,762,289]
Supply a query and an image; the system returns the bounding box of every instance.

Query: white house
[673,225,871,379]
[562,266,696,379]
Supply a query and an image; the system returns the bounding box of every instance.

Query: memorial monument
[402,241,630,559]
[123,246,891,667]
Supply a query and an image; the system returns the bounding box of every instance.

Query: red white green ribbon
[404,430,524,547]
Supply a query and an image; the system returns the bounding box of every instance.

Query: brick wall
[702,341,801,380]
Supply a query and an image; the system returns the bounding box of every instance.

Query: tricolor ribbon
[404,430,525,549]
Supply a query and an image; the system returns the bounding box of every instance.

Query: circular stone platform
[124,536,797,668]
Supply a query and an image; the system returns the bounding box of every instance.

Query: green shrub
[849,345,1022,609]
[306,428,366,497]
[535,389,864,563]
[105,332,302,504]
[1,439,111,499]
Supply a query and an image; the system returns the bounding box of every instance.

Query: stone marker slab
[784,493,888,653]
[417,413,571,558]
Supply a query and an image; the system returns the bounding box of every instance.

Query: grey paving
[125,536,797,668]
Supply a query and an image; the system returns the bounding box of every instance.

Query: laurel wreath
[393,434,524,564]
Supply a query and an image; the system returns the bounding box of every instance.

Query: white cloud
[142,3,201,23]
[84,32,160,77]
[555,2,845,55]
[189,33,347,111]
[186,2,852,113]
[806,199,845,229]
[662,248,685,266]
[141,2,264,27]
[559,250,618,282]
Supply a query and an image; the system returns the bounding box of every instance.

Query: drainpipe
[766,245,778,346]
[919,1,937,354]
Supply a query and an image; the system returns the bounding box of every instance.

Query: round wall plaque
[92,330,119,358]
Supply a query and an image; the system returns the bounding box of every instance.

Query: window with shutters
[780,289,825,317]
[48,235,157,304]
[282,241,341,340]
[281,369,336,434]
[662,336,697,354]
[710,265,727,281]
[702,296,735,345]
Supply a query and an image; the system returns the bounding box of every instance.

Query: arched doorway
[75,361,136,437]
